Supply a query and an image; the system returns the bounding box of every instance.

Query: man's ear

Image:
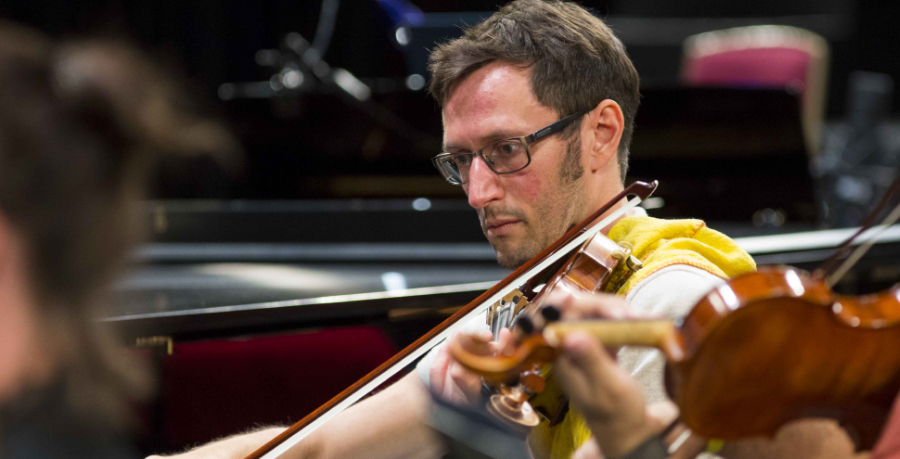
[583,99,624,174]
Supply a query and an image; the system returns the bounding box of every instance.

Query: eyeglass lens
[438,138,528,184]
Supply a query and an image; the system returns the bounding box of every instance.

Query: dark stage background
[7,2,900,453]
[1,0,897,212]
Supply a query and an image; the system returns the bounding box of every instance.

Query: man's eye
[497,142,521,156]
[453,155,473,166]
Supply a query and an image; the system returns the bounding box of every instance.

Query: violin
[451,266,900,449]
[450,177,900,450]
[243,181,659,458]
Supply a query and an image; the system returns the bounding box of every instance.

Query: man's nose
[464,157,503,209]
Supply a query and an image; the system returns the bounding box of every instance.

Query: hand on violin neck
[556,330,673,458]
[543,291,653,357]
[431,330,514,406]
[545,290,643,322]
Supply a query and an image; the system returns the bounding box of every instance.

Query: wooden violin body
[672,266,900,448]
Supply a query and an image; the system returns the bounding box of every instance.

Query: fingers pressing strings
[545,290,642,321]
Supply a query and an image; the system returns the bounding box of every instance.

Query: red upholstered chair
[158,326,397,450]
[681,25,830,154]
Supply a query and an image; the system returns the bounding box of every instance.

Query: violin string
[826,199,900,287]
[666,428,693,454]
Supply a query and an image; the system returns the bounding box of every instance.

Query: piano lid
[107,224,900,342]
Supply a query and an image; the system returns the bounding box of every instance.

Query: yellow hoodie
[526,216,756,459]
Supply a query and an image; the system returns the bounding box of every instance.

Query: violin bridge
[487,289,530,340]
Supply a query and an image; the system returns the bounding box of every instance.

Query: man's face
[442,62,589,269]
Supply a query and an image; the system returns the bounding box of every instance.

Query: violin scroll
[448,332,557,385]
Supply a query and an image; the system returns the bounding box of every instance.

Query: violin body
[672,267,900,449]
[525,230,641,315]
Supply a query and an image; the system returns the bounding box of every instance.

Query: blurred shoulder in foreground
[0,21,238,459]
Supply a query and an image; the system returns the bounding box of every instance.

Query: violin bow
[244,181,658,459]
[818,173,900,287]
[826,198,900,287]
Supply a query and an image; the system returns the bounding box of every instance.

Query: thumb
[497,327,514,355]
[429,344,452,394]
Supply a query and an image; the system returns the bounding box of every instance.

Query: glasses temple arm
[530,109,590,142]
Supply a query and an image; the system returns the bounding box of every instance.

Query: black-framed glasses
[432,109,589,185]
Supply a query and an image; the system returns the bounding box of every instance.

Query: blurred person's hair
[428,0,640,182]
[0,22,237,427]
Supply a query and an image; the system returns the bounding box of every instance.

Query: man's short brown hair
[428,0,640,182]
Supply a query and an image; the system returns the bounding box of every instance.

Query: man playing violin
[153,1,856,458]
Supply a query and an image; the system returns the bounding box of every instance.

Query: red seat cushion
[683,47,812,92]
[159,326,397,450]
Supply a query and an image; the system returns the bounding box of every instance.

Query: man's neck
[599,196,631,235]
[582,177,627,235]
[582,167,627,233]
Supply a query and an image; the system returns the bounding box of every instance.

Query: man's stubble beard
[491,133,587,269]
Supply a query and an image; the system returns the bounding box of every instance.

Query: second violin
[451,266,900,450]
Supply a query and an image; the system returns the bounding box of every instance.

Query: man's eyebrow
[442,130,515,152]
[442,142,467,152]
